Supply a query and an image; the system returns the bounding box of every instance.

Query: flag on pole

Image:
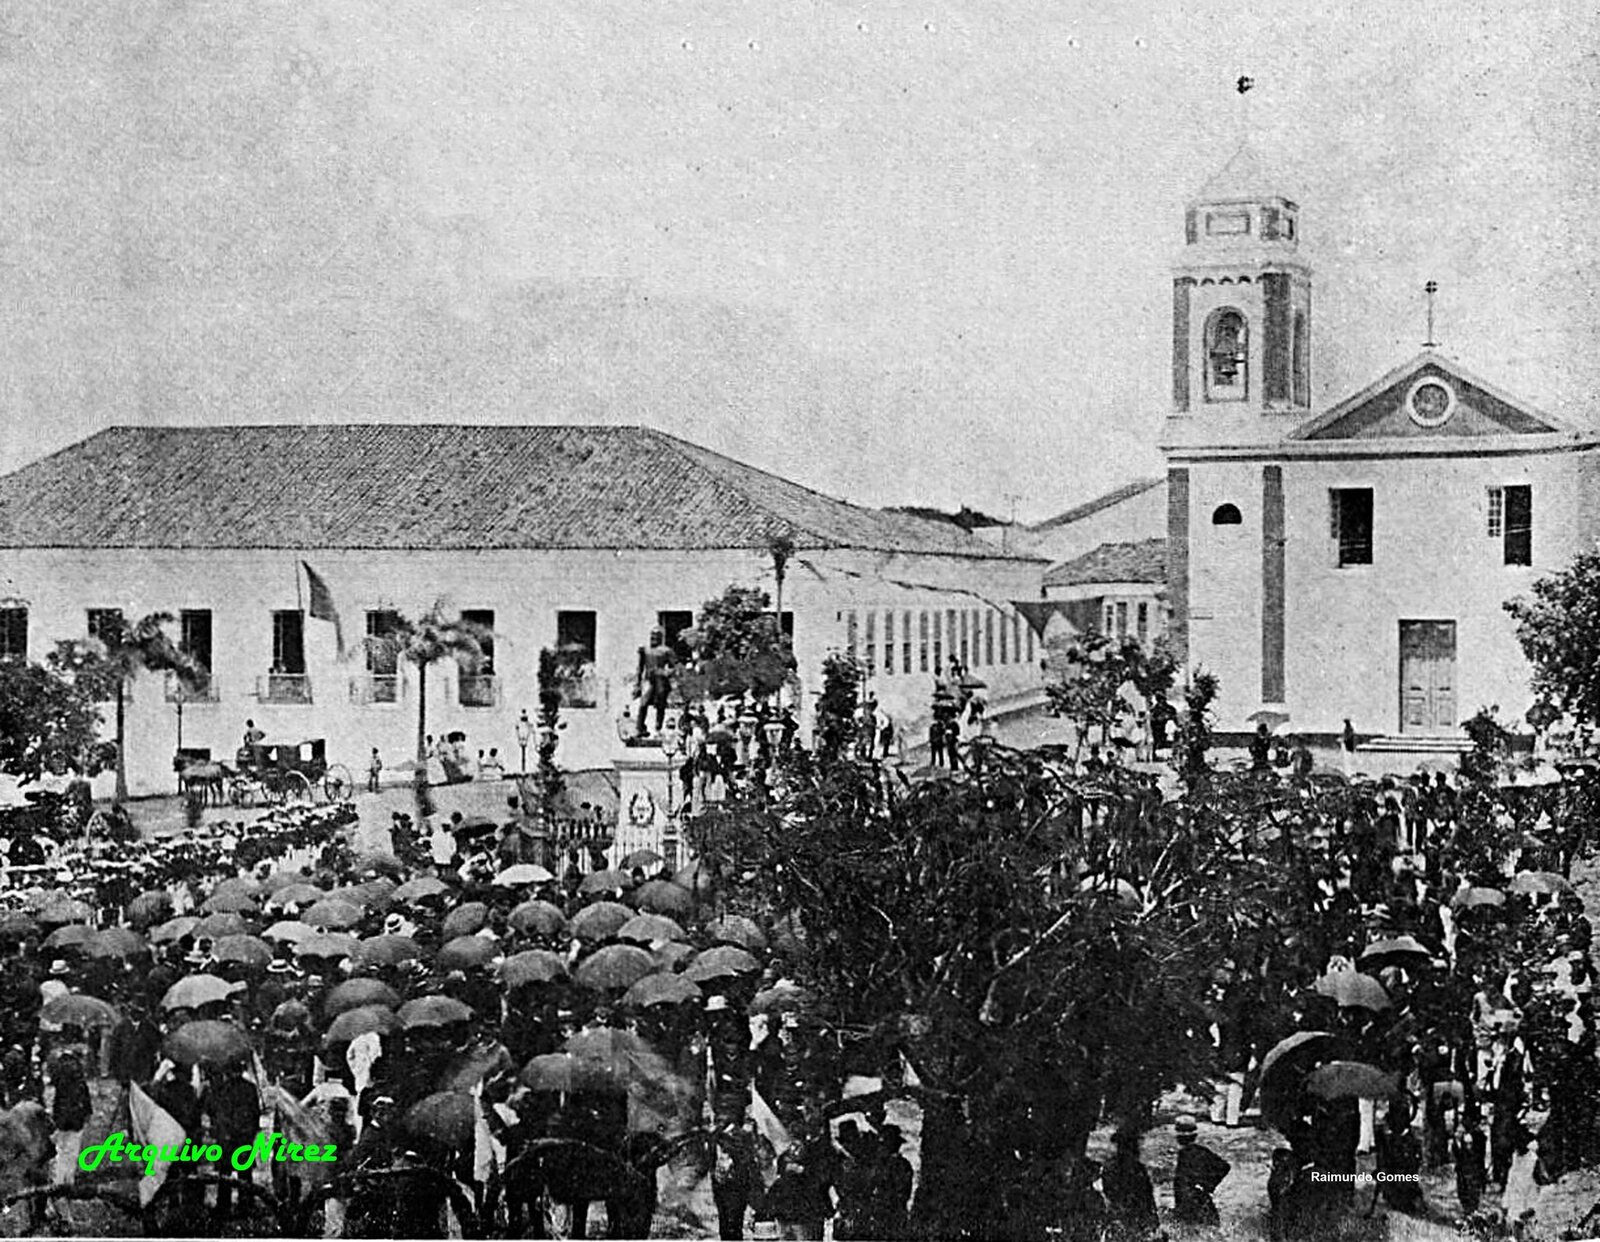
[301,561,346,659]
[129,1082,187,1208]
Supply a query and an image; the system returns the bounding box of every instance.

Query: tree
[679,585,795,702]
[1506,550,1600,746]
[365,603,491,815]
[0,660,109,784]
[686,745,1308,1238]
[1044,633,1177,760]
[49,612,205,802]
[812,651,863,766]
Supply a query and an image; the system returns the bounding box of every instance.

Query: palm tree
[366,602,491,813]
[50,612,206,803]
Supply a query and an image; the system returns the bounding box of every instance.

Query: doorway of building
[1399,620,1457,734]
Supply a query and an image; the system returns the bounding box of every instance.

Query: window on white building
[1488,485,1532,567]
[459,609,496,707]
[1330,488,1373,566]
[919,612,930,672]
[0,607,26,662]
[555,610,599,708]
[1137,602,1149,645]
[902,610,913,674]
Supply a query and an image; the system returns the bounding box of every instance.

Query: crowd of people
[0,796,916,1240]
[1168,760,1600,1240]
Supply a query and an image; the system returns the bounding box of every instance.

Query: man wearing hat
[1172,1115,1229,1226]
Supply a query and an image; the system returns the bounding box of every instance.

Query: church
[1163,145,1600,755]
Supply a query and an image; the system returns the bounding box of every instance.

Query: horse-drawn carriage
[178,740,353,808]
[227,739,354,807]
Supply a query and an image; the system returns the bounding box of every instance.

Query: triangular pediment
[1292,353,1570,442]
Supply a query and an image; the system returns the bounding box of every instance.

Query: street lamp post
[514,710,532,776]
[662,728,681,818]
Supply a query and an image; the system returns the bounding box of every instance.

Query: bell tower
[1169,142,1312,443]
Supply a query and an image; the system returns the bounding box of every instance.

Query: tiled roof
[0,424,1041,560]
[1030,477,1164,534]
[1043,538,1167,588]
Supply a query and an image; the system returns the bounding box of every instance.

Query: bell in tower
[1171,141,1312,424]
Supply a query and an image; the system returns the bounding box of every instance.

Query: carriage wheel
[229,779,255,808]
[282,771,314,805]
[323,764,355,803]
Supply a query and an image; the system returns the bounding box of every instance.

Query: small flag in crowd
[301,561,346,658]
[129,1083,186,1208]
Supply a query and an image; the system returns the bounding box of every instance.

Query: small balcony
[256,673,313,705]
[349,673,401,706]
[459,673,499,708]
[165,671,220,704]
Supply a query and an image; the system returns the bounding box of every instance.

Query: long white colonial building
[0,424,1045,799]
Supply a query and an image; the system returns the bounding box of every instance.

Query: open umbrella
[263,920,316,944]
[509,901,568,939]
[438,936,501,971]
[126,892,173,925]
[704,915,768,953]
[1257,1031,1340,1127]
[1247,709,1292,731]
[399,995,474,1029]
[1304,1061,1399,1101]
[162,974,241,1012]
[352,935,428,968]
[294,933,361,963]
[631,879,694,916]
[329,884,389,911]
[323,1005,402,1049]
[620,849,664,872]
[0,911,39,941]
[684,945,761,984]
[579,869,630,896]
[1509,871,1574,897]
[751,982,816,1016]
[1451,887,1506,910]
[200,889,259,915]
[162,1019,252,1068]
[193,912,251,939]
[441,903,489,940]
[325,978,402,1017]
[1358,936,1433,972]
[501,949,569,989]
[622,974,702,1009]
[151,916,201,944]
[574,944,657,992]
[42,925,94,951]
[260,871,310,894]
[40,993,121,1030]
[570,902,633,944]
[1314,972,1390,1012]
[302,899,362,930]
[211,934,272,969]
[265,884,326,912]
[520,1052,588,1094]
[403,1094,476,1158]
[38,898,92,925]
[493,864,556,888]
[392,877,452,906]
[616,914,685,946]
[354,851,406,879]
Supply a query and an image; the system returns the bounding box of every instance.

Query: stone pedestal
[611,749,687,871]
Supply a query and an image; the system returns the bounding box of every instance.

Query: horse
[0,1101,55,1232]
[179,762,226,807]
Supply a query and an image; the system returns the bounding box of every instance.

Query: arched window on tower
[1205,308,1248,402]
[1212,503,1243,526]
[1292,310,1309,407]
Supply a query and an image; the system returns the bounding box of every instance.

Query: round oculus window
[1407,377,1456,428]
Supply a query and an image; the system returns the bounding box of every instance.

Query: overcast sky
[1,0,1595,521]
